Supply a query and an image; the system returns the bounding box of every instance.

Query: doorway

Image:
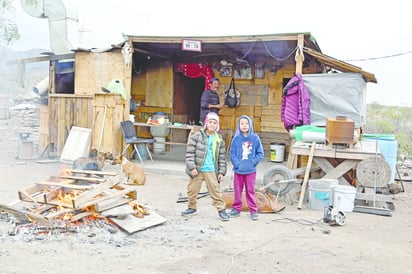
[173,73,205,125]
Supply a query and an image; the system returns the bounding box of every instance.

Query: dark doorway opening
[173,73,205,125]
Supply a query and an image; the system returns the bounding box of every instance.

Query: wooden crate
[326,117,355,146]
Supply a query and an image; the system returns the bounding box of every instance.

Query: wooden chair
[120,120,155,165]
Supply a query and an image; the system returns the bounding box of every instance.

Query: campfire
[1,168,166,235]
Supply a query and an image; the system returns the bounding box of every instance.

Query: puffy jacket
[281,74,311,131]
[185,128,227,177]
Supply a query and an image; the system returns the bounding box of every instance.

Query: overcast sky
[7,0,412,107]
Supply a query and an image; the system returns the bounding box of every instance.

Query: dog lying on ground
[222,189,285,213]
[111,154,146,185]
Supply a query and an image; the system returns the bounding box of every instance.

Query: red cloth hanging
[176,63,214,90]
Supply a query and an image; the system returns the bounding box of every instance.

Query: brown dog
[222,189,285,213]
[111,154,146,185]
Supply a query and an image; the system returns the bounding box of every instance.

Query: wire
[271,215,330,234]
[343,50,412,62]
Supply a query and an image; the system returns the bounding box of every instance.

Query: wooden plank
[109,209,167,234]
[56,175,106,183]
[36,181,93,190]
[291,141,380,160]
[71,174,122,208]
[314,157,359,185]
[0,203,53,227]
[45,208,75,220]
[18,184,48,202]
[70,211,94,222]
[60,126,92,163]
[298,142,316,209]
[100,203,135,217]
[73,181,134,209]
[67,169,118,176]
[95,197,131,212]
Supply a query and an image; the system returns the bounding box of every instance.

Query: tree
[0,0,20,45]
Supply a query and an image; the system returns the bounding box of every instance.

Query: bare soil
[0,55,411,273]
[1,109,412,274]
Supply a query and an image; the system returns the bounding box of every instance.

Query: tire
[262,165,295,196]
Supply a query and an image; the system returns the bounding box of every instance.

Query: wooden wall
[74,50,126,96]
[48,94,93,154]
[92,94,125,154]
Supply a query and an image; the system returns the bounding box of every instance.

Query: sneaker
[181,208,197,216]
[228,208,240,217]
[251,212,259,221]
[218,210,230,221]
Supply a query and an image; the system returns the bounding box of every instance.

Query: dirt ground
[0,108,412,274]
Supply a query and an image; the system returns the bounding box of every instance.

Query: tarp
[302,73,367,128]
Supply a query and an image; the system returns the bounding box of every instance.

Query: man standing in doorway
[199,77,222,125]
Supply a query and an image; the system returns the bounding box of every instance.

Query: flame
[57,189,80,204]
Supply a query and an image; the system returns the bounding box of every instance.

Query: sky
[6,0,412,107]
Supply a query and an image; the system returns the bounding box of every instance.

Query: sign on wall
[181,39,202,52]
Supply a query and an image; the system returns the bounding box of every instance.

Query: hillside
[0,46,49,98]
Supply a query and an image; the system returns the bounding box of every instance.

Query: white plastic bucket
[270,143,285,162]
[153,137,166,154]
[308,179,339,210]
[332,185,357,212]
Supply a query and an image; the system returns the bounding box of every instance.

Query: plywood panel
[75,50,125,95]
[145,61,173,108]
[60,127,92,163]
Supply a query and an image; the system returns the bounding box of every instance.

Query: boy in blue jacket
[228,115,264,220]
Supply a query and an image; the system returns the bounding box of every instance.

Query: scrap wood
[70,211,94,222]
[109,210,167,234]
[71,173,122,208]
[101,203,135,218]
[94,196,131,212]
[298,141,316,209]
[45,208,75,220]
[19,189,42,203]
[55,175,107,183]
[36,181,94,190]
[0,203,53,228]
[68,169,118,177]
[74,185,138,210]
[176,191,209,203]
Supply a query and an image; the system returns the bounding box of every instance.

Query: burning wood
[1,168,165,234]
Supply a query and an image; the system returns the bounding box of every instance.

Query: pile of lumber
[1,169,166,234]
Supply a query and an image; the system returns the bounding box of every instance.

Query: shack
[41,33,377,158]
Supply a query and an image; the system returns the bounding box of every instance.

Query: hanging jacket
[281,74,311,131]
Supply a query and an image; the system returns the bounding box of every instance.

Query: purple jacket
[281,74,310,131]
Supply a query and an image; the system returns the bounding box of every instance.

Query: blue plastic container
[362,134,398,184]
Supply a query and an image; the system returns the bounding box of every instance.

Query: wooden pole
[297,142,316,209]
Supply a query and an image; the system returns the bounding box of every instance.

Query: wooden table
[133,122,201,146]
[290,141,381,185]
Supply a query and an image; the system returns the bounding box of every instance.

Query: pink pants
[232,172,257,213]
